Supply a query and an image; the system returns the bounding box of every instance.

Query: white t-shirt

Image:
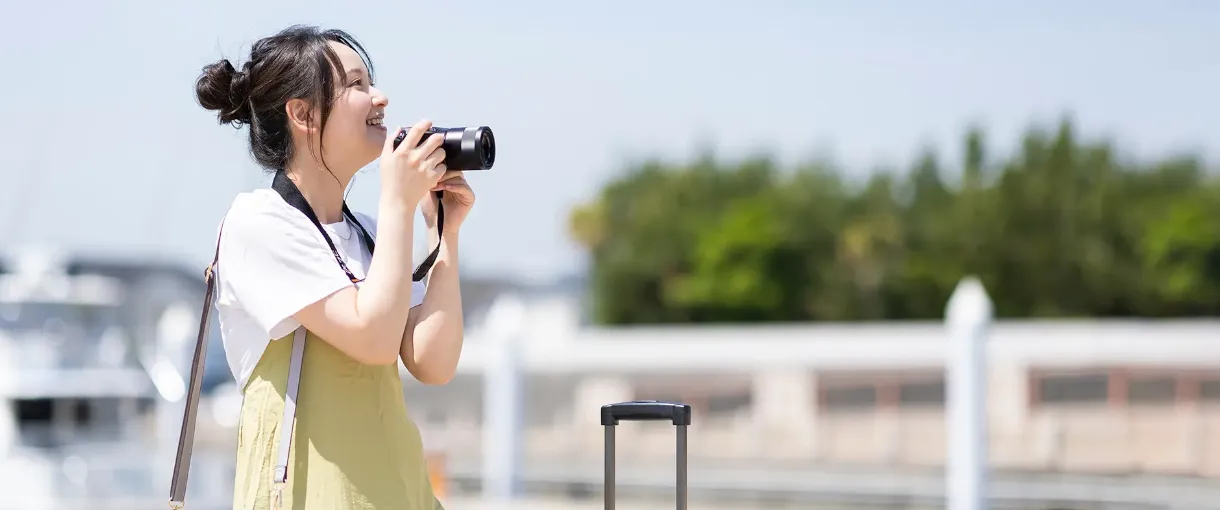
[213,188,426,388]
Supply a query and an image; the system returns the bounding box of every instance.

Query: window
[1127,377,1176,405]
[899,380,945,407]
[1028,367,1220,408]
[706,392,752,417]
[1200,380,1220,402]
[817,371,946,412]
[821,384,877,410]
[1036,373,1109,404]
[630,375,753,420]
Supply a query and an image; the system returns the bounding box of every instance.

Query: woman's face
[318,41,388,177]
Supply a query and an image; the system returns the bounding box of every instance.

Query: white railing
[6,278,1220,508]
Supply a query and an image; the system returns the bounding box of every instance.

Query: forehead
[328,40,368,76]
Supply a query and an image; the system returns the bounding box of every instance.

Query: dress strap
[271,326,307,506]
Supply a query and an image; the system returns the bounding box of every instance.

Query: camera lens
[391,125,495,171]
[477,127,495,170]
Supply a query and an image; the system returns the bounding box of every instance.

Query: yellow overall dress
[231,328,442,510]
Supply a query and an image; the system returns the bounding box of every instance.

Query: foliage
[568,116,1220,324]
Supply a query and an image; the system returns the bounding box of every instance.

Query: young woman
[194,25,472,509]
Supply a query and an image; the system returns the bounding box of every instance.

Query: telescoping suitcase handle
[601,400,692,510]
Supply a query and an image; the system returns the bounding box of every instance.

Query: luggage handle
[601,400,691,510]
[601,400,692,426]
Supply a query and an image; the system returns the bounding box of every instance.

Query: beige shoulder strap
[167,220,224,509]
[168,219,308,510]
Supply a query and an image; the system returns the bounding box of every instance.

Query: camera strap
[270,170,444,283]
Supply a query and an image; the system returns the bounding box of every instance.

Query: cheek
[321,110,362,145]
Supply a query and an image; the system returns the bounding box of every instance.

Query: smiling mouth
[366,115,384,127]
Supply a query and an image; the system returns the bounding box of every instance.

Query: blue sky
[1,1,1217,281]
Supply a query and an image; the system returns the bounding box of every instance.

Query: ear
[284,98,317,134]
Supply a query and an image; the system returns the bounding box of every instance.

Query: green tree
[569,115,1220,324]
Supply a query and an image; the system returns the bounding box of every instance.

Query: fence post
[481,295,527,502]
[946,276,992,510]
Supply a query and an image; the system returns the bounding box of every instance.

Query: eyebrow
[345,69,367,80]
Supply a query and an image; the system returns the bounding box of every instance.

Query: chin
[365,144,384,164]
[367,133,389,155]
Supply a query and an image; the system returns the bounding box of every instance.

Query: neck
[283,160,351,224]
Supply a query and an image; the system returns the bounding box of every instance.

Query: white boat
[0,247,234,509]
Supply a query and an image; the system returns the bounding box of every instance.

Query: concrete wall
[406,356,1220,478]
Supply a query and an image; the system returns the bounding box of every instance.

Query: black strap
[413,191,444,281]
[271,171,443,282]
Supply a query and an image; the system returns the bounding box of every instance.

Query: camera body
[392,126,496,171]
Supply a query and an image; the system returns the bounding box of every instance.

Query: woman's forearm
[400,230,464,384]
[295,195,418,366]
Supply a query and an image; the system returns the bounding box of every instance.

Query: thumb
[382,126,403,158]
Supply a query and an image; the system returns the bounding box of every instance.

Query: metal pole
[946,276,992,510]
[676,424,687,510]
[605,425,615,510]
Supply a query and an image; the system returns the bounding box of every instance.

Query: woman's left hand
[423,170,475,232]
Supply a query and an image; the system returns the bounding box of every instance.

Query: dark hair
[195,25,375,172]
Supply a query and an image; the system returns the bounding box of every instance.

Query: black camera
[392,126,495,171]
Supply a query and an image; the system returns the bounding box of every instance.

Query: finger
[422,147,447,172]
[442,181,474,199]
[445,181,472,195]
[396,118,433,155]
[433,176,467,191]
[416,129,445,155]
[430,179,459,191]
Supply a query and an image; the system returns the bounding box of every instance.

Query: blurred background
[2,1,1220,509]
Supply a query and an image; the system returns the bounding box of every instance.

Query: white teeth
[366,118,383,126]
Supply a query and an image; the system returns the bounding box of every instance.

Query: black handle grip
[601,400,692,426]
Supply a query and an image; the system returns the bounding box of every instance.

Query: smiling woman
[170,24,477,510]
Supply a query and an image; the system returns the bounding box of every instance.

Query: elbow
[406,354,457,385]
[411,365,456,386]
[404,334,462,385]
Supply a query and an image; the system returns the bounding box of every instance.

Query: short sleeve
[219,203,357,340]
[351,211,428,309]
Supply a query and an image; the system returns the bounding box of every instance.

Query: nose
[371,86,389,108]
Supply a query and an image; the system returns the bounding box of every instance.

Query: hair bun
[195,59,252,125]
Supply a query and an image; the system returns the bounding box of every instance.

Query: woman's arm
[292,121,449,366]
[400,229,464,385]
[292,197,420,366]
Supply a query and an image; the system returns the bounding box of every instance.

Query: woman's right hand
[381,119,448,205]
